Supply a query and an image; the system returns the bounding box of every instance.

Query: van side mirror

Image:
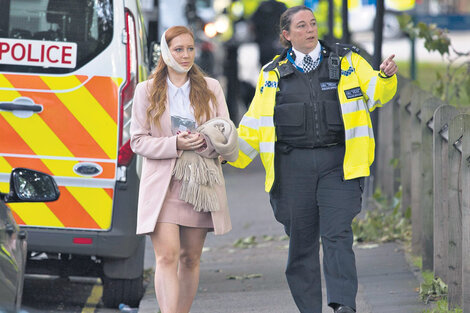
[2,168,60,203]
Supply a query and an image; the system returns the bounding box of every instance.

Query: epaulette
[334,43,360,56]
[277,59,294,77]
[263,48,289,72]
[263,56,280,72]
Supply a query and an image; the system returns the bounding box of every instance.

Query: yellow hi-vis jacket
[229,50,398,192]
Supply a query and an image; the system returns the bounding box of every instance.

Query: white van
[0,0,149,307]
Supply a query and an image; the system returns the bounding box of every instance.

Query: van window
[0,0,113,74]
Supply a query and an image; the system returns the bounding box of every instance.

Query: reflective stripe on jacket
[229,50,397,192]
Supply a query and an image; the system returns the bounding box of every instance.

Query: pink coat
[130,77,232,235]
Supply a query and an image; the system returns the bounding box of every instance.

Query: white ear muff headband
[160,30,192,74]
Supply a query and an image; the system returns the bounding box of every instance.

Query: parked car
[348,2,405,39]
[0,168,60,313]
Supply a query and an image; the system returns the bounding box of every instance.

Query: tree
[399,14,470,106]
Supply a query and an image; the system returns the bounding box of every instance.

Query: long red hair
[146,26,217,129]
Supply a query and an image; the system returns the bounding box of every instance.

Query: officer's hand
[379,54,398,77]
[176,131,205,151]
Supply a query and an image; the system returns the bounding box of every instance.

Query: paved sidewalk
[139,160,431,313]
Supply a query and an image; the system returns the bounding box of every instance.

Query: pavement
[138,158,433,313]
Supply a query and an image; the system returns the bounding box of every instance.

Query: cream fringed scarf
[172,117,239,212]
[172,154,221,212]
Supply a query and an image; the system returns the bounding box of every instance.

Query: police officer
[229,5,398,313]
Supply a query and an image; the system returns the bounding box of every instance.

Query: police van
[0,0,148,307]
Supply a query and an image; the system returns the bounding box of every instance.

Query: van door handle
[0,102,43,112]
[0,97,43,117]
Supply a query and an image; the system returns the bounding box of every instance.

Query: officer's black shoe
[334,305,356,313]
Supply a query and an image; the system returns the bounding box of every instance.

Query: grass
[412,255,423,269]
[412,255,462,312]
[422,299,462,313]
[396,61,470,107]
[397,60,445,85]
[352,188,411,244]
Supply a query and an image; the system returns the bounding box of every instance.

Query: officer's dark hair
[279,5,313,48]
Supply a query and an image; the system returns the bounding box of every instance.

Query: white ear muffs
[160,30,193,74]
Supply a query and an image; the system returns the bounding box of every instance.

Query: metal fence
[374,76,470,311]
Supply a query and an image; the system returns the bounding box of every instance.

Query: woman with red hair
[130,26,234,313]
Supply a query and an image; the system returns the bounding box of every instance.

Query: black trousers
[269,144,363,313]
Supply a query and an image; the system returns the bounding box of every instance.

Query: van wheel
[102,275,144,308]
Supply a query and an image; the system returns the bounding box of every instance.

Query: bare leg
[150,223,180,313]
[176,226,208,313]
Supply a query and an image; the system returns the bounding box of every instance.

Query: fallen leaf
[357,243,379,249]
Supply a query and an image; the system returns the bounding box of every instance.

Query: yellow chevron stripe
[9,202,64,227]
[0,74,15,92]
[41,159,78,178]
[111,77,123,88]
[37,159,86,178]
[0,159,12,193]
[0,78,18,104]
[41,76,117,159]
[0,182,9,194]
[66,186,112,229]
[0,157,13,173]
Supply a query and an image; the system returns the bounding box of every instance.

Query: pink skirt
[157,178,214,230]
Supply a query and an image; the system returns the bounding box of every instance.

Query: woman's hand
[176,131,205,151]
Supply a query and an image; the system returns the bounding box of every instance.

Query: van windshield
[0,0,113,74]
